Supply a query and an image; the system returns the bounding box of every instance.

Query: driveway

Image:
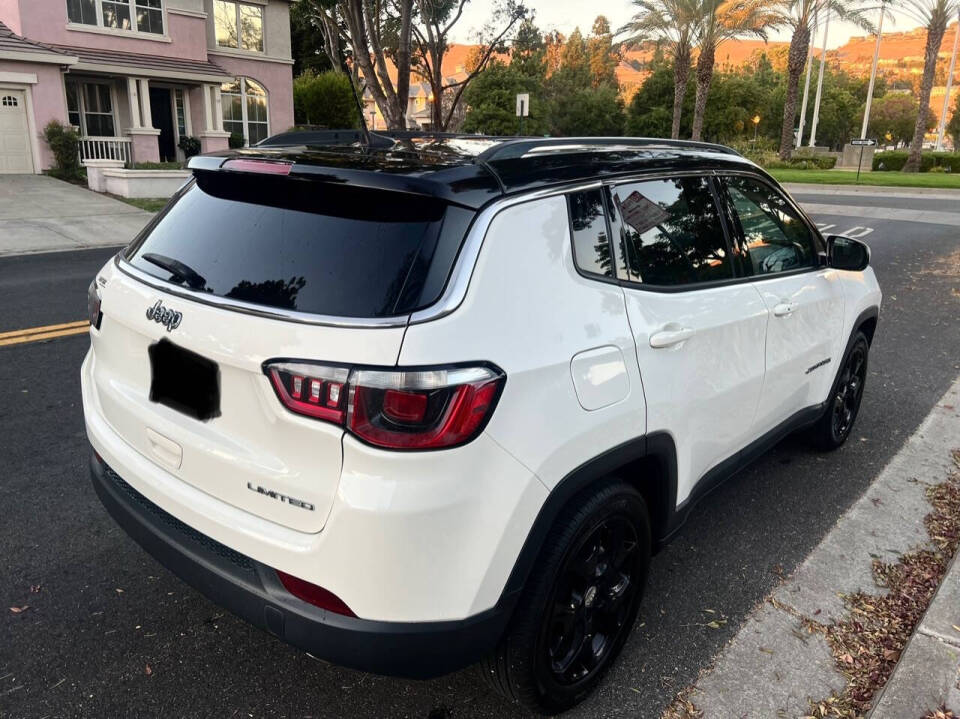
[0,175,153,256]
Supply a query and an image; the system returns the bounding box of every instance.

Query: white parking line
[842,226,875,238]
[816,223,837,231]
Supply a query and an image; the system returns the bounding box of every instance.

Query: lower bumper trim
[89,450,515,679]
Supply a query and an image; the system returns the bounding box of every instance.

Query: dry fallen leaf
[9,606,28,614]
[145,664,152,676]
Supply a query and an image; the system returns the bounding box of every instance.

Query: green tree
[587,16,620,87]
[621,0,700,139]
[689,0,780,141]
[900,0,960,170]
[867,92,937,147]
[548,82,625,135]
[947,96,960,149]
[293,70,359,128]
[462,60,548,134]
[771,0,875,160]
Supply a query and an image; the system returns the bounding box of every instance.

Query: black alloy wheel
[542,515,641,685]
[831,340,867,443]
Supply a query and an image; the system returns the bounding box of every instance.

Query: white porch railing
[79,137,132,166]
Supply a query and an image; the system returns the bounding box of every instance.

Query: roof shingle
[0,20,74,58]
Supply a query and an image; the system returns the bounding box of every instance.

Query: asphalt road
[1,194,959,719]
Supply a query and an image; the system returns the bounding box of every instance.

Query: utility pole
[796,12,818,147]
[860,1,886,139]
[935,11,960,150]
[809,9,831,148]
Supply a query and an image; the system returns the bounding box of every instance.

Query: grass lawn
[113,196,169,213]
[767,168,960,189]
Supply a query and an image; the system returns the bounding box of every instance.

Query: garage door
[0,90,35,174]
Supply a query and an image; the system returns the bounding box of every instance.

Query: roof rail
[257,129,518,149]
[476,137,742,162]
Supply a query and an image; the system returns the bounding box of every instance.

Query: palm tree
[900,0,960,171]
[690,0,781,141]
[620,0,700,138]
[773,0,875,159]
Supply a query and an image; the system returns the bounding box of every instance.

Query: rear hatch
[90,160,475,533]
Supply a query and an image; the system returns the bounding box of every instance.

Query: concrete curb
[870,536,960,716]
[783,182,960,200]
[682,376,960,718]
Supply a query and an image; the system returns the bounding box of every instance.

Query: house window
[66,0,164,34]
[65,80,116,137]
[221,77,269,146]
[175,89,187,138]
[1,96,18,107]
[214,1,263,52]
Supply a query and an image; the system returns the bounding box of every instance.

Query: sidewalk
[872,519,960,716]
[0,175,152,256]
[783,182,960,200]
[672,375,960,718]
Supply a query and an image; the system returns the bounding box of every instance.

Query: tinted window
[125,174,467,318]
[568,189,613,278]
[609,176,732,286]
[722,176,817,276]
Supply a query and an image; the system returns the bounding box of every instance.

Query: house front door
[149,87,176,162]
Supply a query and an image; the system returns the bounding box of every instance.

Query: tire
[811,331,870,450]
[480,479,651,715]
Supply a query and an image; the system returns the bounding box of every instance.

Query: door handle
[649,326,696,348]
[773,302,796,317]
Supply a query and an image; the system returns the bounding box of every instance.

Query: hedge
[872,151,960,172]
[763,154,837,170]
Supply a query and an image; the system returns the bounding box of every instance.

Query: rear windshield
[124,173,473,318]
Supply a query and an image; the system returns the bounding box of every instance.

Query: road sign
[516,93,529,117]
[850,138,876,146]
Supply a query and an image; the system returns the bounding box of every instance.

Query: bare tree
[900,0,960,170]
[299,0,413,130]
[409,0,528,131]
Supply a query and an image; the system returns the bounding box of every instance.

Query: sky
[450,0,928,51]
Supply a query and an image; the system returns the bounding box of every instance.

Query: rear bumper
[89,451,515,679]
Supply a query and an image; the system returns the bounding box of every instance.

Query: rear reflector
[276,571,356,617]
[264,361,506,450]
[221,158,293,175]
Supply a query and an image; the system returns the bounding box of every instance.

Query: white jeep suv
[82,135,881,714]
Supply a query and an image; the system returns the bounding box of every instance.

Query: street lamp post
[809,10,831,148]
[797,12,818,148]
[860,1,886,140]
[935,11,960,150]
[752,114,761,148]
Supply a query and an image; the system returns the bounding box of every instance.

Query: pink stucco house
[0,0,294,174]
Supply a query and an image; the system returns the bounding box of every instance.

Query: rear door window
[124,174,472,318]
[567,188,614,278]
[720,176,819,277]
[608,176,733,286]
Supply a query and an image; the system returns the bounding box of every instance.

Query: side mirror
[828,235,870,272]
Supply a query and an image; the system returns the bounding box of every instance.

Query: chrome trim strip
[114,257,412,329]
[408,180,603,325]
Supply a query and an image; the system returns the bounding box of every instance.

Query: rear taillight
[264,361,505,450]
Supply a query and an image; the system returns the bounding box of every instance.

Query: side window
[608,176,732,286]
[567,188,614,278]
[722,176,818,276]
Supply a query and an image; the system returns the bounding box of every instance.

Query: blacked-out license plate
[148,339,220,421]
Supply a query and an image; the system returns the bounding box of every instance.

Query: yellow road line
[0,322,90,347]
[0,320,89,340]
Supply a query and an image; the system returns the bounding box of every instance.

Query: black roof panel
[191,134,757,209]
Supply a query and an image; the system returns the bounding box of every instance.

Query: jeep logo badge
[146,300,182,332]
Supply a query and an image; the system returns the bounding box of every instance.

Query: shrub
[872,150,935,172]
[42,119,81,178]
[761,153,837,170]
[133,161,183,170]
[293,70,359,129]
[177,135,201,158]
[228,132,245,149]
